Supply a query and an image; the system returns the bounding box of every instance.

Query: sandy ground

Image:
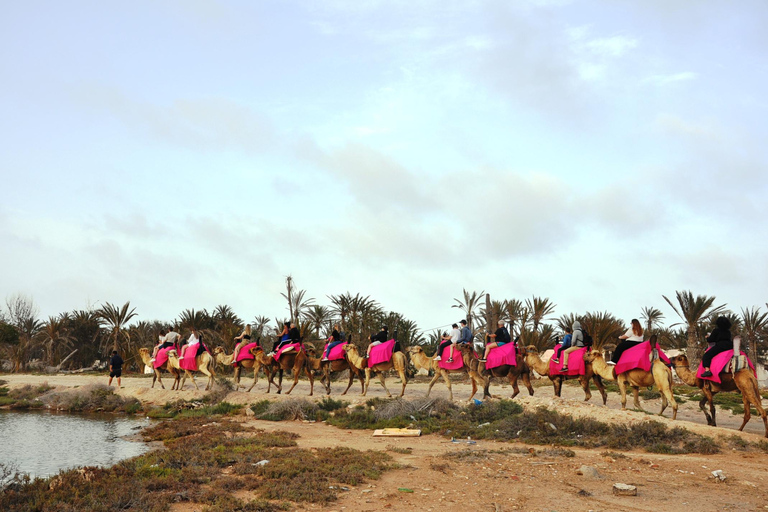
[3,371,768,511]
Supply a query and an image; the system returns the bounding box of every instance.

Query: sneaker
[606,361,616,366]
[560,366,568,372]
[321,357,329,362]
[267,351,275,357]
[178,356,184,360]
[701,370,713,378]
[149,358,155,363]
[434,355,441,361]
[447,358,454,363]
[551,359,559,364]
[479,358,487,362]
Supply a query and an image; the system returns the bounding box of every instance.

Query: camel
[408,347,433,376]
[524,345,607,404]
[408,345,484,401]
[671,354,767,438]
[305,346,365,396]
[344,344,408,398]
[139,347,180,390]
[479,345,535,400]
[586,346,677,419]
[253,346,314,395]
[212,346,264,392]
[166,348,216,391]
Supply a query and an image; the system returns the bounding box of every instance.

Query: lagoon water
[0,410,151,478]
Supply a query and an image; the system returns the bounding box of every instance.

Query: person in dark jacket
[108,351,123,387]
[366,326,389,357]
[701,316,734,377]
[480,320,511,362]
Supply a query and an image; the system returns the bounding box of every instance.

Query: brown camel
[212,346,264,392]
[409,345,484,402]
[524,345,607,404]
[306,346,365,396]
[166,348,216,391]
[139,347,180,390]
[344,344,408,398]
[254,346,315,395]
[671,354,767,438]
[479,345,535,400]
[586,346,677,419]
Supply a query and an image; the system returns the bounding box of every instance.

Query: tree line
[1,278,766,372]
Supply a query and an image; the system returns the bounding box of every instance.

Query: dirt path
[4,372,768,511]
[3,372,766,438]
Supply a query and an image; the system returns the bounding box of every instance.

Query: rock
[577,465,603,480]
[612,483,637,496]
[711,470,726,482]
[244,407,255,417]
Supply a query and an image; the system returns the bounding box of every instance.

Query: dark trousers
[438,340,453,358]
[701,341,734,368]
[611,340,641,364]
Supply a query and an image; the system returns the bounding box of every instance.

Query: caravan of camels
[140,316,768,438]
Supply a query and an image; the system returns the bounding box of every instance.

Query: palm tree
[305,305,333,339]
[579,311,625,351]
[663,291,726,367]
[504,299,525,337]
[38,314,74,366]
[640,306,665,335]
[213,304,243,350]
[281,276,316,324]
[739,306,768,359]
[252,315,271,339]
[556,313,578,333]
[481,300,507,333]
[451,289,485,329]
[525,296,556,332]
[97,302,137,354]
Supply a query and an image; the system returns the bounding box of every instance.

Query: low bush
[257,399,319,421]
[40,384,141,413]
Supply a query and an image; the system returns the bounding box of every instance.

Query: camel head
[407,346,424,355]
[525,345,539,355]
[343,344,359,356]
[584,349,605,363]
[213,346,224,355]
[671,354,689,367]
[139,347,150,356]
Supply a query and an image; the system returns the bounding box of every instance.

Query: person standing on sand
[108,350,123,387]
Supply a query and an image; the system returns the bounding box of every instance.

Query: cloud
[645,72,698,86]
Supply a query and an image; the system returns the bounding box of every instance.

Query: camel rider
[322,325,343,362]
[163,327,180,350]
[366,325,389,358]
[552,327,572,364]
[268,322,291,357]
[435,323,460,362]
[179,328,201,360]
[480,320,511,362]
[560,321,585,372]
[150,329,167,362]
[701,316,733,378]
[458,320,473,346]
[231,325,253,366]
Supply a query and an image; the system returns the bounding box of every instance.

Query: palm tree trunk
[687,325,701,368]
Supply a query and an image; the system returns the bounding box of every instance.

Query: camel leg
[467,374,479,402]
[234,366,242,390]
[341,369,353,395]
[660,383,677,420]
[593,375,606,405]
[738,392,752,432]
[426,372,442,398]
[508,373,520,400]
[378,373,391,398]
[632,386,641,409]
[553,377,562,397]
[306,366,315,396]
[698,391,714,425]
[617,378,628,410]
[580,376,592,402]
[189,371,199,391]
[363,369,372,396]
[153,370,162,389]
[323,367,332,395]
[247,367,259,392]
[441,370,453,401]
[704,386,717,427]
[482,376,493,400]
[398,369,407,397]
[171,371,180,390]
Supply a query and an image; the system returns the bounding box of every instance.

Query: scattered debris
[373,428,421,437]
[612,483,637,496]
[398,488,414,493]
[577,489,592,497]
[711,470,726,482]
[253,460,269,466]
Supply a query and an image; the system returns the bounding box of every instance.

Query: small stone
[244,407,255,417]
[577,465,603,480]
[612,483,637,496]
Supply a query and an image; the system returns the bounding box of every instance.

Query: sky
[1,0,767,333]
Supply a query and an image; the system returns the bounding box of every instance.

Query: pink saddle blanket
[274,342,301,361]
[549,347,587,376]
[615,341,671,375]
[696,350,756,384]
[438,344,464,370]
[368,339,395,368]
[179,343,209,371]
[323,342,347,361]
[153,347,173,369]
[485,343,517,370]
[235,342,260,363]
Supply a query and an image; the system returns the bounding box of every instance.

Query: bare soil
[3,372,768,511]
